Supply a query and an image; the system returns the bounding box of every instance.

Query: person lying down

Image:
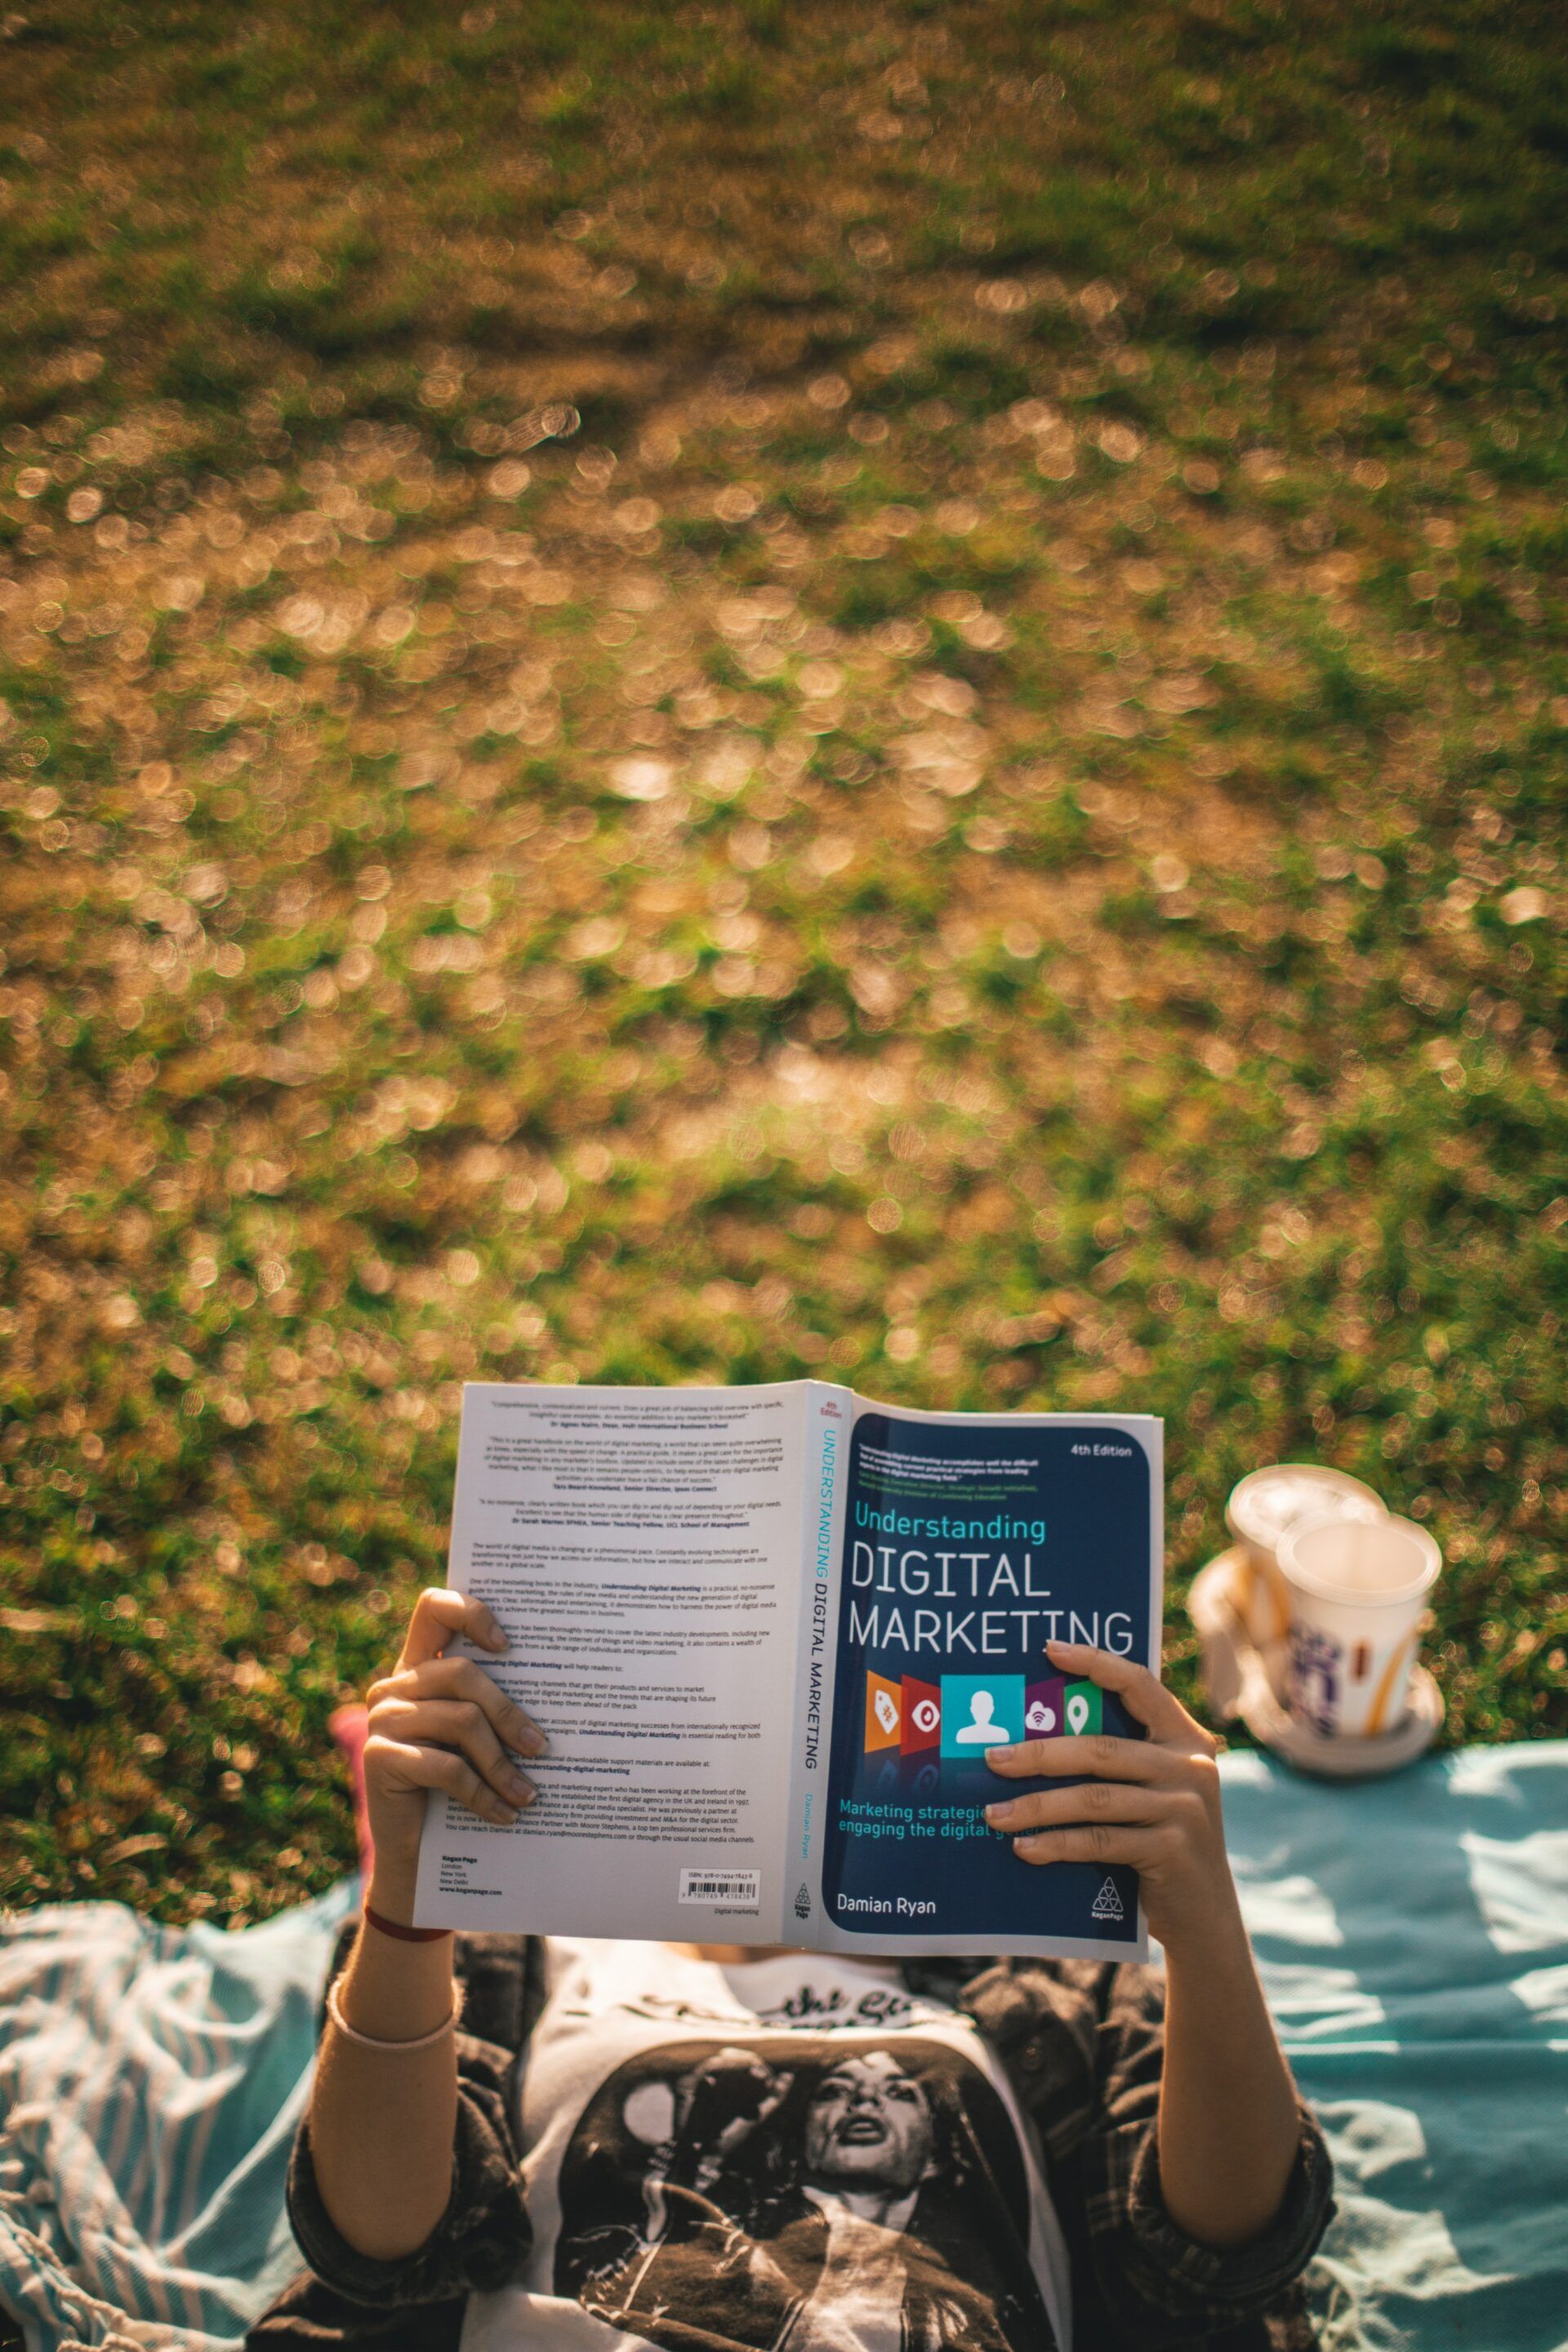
[250,1588,1333,2352]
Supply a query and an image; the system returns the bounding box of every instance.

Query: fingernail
[504,1769,535,1803]
[483,1630,509,1653]
[986,1801,1017,1825]
[1013,1834,1041,1856]
[987,1743,1019,1765]
[516,1724,546,1757]
[492,1803,519,1824]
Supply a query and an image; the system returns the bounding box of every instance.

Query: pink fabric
[329,1703,375,1882]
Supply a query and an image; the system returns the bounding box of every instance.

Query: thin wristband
[326,1976,461,2052]
[363,1901,453,1945]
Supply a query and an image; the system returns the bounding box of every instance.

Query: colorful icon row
[863,1670,1103,1757]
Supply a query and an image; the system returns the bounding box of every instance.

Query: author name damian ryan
[836,1894,937,1918]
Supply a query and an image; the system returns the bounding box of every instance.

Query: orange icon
[864,1670,902,1752]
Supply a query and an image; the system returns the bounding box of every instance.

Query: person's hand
[983,1637,1236,1954]
[360,1588,546,1919]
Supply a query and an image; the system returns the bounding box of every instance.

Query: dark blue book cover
[813,1405,1162,1958]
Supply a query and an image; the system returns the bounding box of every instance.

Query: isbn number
[679,1868,761,1908]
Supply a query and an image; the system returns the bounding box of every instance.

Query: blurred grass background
[2,0,1565,1926]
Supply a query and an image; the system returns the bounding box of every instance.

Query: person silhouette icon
[938,1673,1025,1758]
[954,1688,1008,1745]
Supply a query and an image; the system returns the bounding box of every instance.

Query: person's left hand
[983,1637,1239,1953]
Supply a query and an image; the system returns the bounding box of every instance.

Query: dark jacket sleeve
[279,1928,540,2308]
[1075,1962,1334,2343]
[284,2027,531,2303]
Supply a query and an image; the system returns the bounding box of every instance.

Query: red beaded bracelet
[363,1902,452,1944]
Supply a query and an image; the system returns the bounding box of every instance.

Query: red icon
[901,1677,942,1755]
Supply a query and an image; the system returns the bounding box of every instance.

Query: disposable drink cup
[1276,1512,1441,1740]
[1225,1464,1387,1650]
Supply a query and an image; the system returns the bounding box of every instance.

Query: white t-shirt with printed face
[461,1940,1072,2352]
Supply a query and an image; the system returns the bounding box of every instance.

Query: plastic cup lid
[1226,1463,1386,1552]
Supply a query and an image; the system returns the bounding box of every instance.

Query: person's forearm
[1157,1895,1301,2249]
[310,1870,459,2261]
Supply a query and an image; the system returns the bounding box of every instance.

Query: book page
[792,1400,1163,1960]
[413,1381,807,1940]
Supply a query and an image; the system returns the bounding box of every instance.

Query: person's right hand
[361,1588,546,1916]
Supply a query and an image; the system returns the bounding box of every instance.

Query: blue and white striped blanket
[0,1880,356,2349]
[2,1749,1565,2352]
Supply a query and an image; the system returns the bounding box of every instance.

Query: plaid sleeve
[1080,1963,1334,2341]
[285,2027,532,2303]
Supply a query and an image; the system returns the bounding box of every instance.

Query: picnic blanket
[0,1880,357,2350]
[1226,1740,1568,2352]
[1,1745,1564,2352]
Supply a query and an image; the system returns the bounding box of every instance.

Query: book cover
[813,1405,1159,1956]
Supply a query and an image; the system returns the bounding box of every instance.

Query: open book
[414,1382,1163,1959]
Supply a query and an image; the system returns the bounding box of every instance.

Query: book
[414,1381,1163,1958]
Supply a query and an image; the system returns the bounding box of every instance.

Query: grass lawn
[2,0,1566,1927]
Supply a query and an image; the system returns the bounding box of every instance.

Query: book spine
[782,1383,852,1947]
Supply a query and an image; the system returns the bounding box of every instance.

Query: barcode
[679,1868,760,1908]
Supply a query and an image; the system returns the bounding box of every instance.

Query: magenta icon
[1022,1677,1067,1739]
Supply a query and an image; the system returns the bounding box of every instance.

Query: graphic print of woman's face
[802,2049,935,2193]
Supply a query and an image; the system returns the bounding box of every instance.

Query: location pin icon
[1067,1690,1090,1735]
